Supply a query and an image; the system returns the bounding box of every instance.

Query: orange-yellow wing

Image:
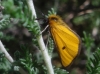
[48,15,81,67]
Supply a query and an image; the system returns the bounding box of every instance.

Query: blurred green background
[1,0,100,74]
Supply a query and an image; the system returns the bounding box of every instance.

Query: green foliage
[0,50,11,73]
[82,31,94,60]
[0,15,10,30]
[47,37,54,56]
[86,48,100,74]
[0,16,14,41]
[20,52,39,74]
[47,8,56,17]
[83,31,100,74]
[82,31,94,49]
[73,14,88,25]
[13,46,41,74]
[72,1,100,73]
[91,0,100,6]
[2,0,40,35]
[54,67,69,74]
[0,33,14,42]
[73,10,100,32]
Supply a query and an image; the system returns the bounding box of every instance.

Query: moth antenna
[36,7,46,18]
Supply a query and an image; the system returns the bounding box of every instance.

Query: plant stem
[0,40,14,62]
[0,40,28,74]
[26,0,54,74]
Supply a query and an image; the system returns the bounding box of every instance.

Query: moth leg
[40,25,49,34]
[40,25,51,48]
[34,25,49,38]
[46,31,51,48]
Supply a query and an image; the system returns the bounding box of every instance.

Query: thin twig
[0,40,28,74]
[0,40,14,62]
